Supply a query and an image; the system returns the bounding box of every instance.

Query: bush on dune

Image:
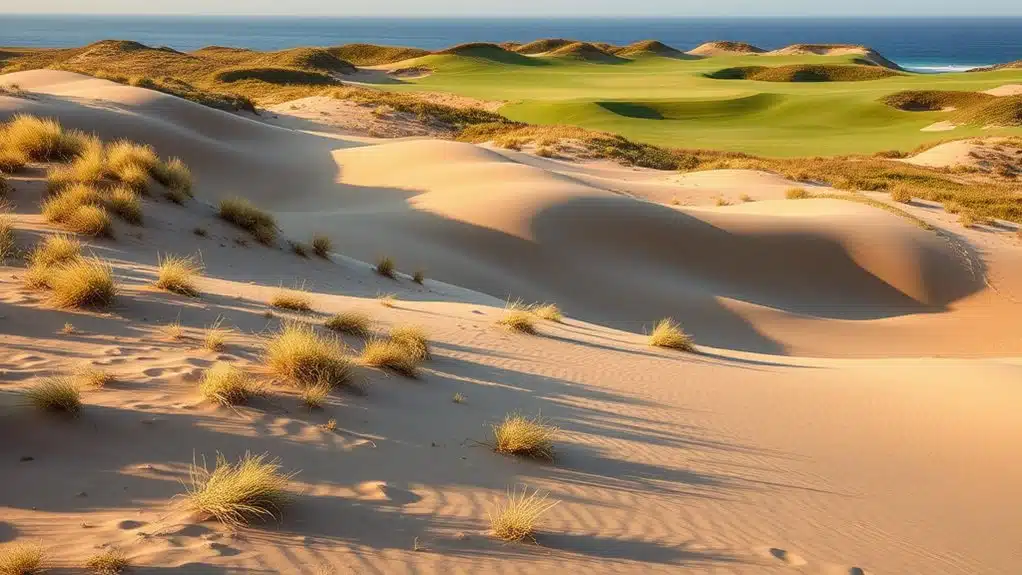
[153,253,203,296]
[183,452,296,527]
[360,338,421,377]
[152,156,193,195]
[85,548,130,574]
[0,542,45,574]
[106,186,143,224]
[1,114,91,162]
[218,197,277,244]
[264,322,354,388]
[324,311,372,337]
[47,256,117,308]
[200,362,262,406]
[492,412,558,460]
[389,325,430,361]
[26,376,82,416]
[489,486,559,543]
[648,318,694,351]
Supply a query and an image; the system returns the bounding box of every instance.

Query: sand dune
[2,68,1022,575]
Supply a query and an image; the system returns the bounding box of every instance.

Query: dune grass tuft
[0,210,14,264]
[311,234,331,258]
[0,146,29,174]
[46,138,106,191]
[183,451,296,527]
[75,366,113,389]
[530,303,562,322]
[289,241,309,258]
[218,197,276,244]
[204,317,231,351]
[375,256,395,278]
[154,253,203,296]
[389,324,430,361]
[497,301,537,334]
[152,157,193,196]
[411,269,425,284]
[26,376,82,416]
[2,114,89,162]
[48,256,116,308]
[300,381,330,409]
[106,139,158,177]
[116,163,150,194]
[264,322,354,388]
[26,234,81,286]
[324,311,372,337]
[492,412,557,460]
[270,285,312,312]
[68,205,113,237]
[648,318,694,351]
[453,392,466,404]
[200,362,261,406]
[785,187,811,200]
[360,338,421,378]
[106,186,143,224]
[84,548,130,574]
[0,542,44,575]
[489,486,559,543]
[160,320,185,341]
[42,183,113,237]
[890,185,913,204]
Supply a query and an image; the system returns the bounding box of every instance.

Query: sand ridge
[1,69,1022,574]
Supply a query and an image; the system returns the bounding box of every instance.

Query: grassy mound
[212,67,340,85]
[513,38,577,55]
[328,44,430,65]
[881,90,995,111]
[547,42,626,63]
[951,96,1022,126]
[240,47,356,74]
[615,40,684,58]
[436,43,539,65]
[688,41,766,55]
[708,64,902,82]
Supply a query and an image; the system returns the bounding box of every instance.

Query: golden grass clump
[218,197,276,244]
[377,293,397,308]
[649,318,694,351]
[289,241,309,258]
[41,182,103,222]
[324,311,372,337]
[489,486,559,543]
[785,187,811,199]
[530,303,562,322]
[115,162,150,193]
[106,186,143,224]
[0,146,29,173]
[204,317,231,351]
[0,542,44,575]
[25,234,82,287]
[412,269,425,284]
[0,210,14,263]
[1,114,89,162]
[67,204,113,237]
[375,256,395,278]
[453,392,466,404]
[492,412,558,460]
[46,138,106,191]
[890,185,913,203]
[264,322,354,388]
[200,362,261,406]
[360,338,421,378]
[390,324,430,361]
[154,253,203,296]
[270,285,312,311]
[26,376,82,416]
[311,234,331,258]
[300,381,330,409]
[160,320,185,340]
[105,139,159,177]
[183,452,296,527]
[497,301,537,334]
[75,366,113,389]
[48,256,116,308]
[152,157,193,196]
[84,548,130,574]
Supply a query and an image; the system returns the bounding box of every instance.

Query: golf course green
[385,46,1022,157]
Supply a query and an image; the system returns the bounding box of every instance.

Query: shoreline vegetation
[2,38,1020,222]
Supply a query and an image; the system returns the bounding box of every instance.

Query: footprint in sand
[768,547,808,566]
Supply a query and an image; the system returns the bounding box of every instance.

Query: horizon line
[4,13,1022,19]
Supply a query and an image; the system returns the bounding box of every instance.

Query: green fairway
[386,51,1022,157]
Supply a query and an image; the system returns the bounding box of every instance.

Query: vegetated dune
[327,43,432,66]
[883,90,1022,126]
[513,38,579,54]
[686,41,766,56]
[613,40,686,58]
[882,90,995,111]
[5,70,1018,357]
[767,43,903,70]
[3,68,1022,575]
[212,67,341,85]
[969,59,1022,72]
[707,63,902,82]
[903,137,1022,173]
[545,42,627,63]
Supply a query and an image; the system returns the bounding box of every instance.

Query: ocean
[1,16,1020,72]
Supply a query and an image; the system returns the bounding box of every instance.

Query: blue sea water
[1,16,1021,72]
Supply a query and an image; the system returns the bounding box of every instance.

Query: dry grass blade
[360,338,420,378]
[389,324,430,361]
[26,376,82,416]
[648,318,694,351]
[491,412,557,460]
[154,253,203,296]
[489,485,559,543]
[0,542,44,575]
[183,452,296,527]
[48,256,116,308]
[160,320,185,341]
[200,362,261,406]
[264,322,354,388]
[85,548,130,574]
[324,311,372,337]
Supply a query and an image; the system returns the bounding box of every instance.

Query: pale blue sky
[2,1,1020,17]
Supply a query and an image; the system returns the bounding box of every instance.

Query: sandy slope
[2,70,1022,574]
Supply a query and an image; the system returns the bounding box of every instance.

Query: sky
[2,0,1020,17]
